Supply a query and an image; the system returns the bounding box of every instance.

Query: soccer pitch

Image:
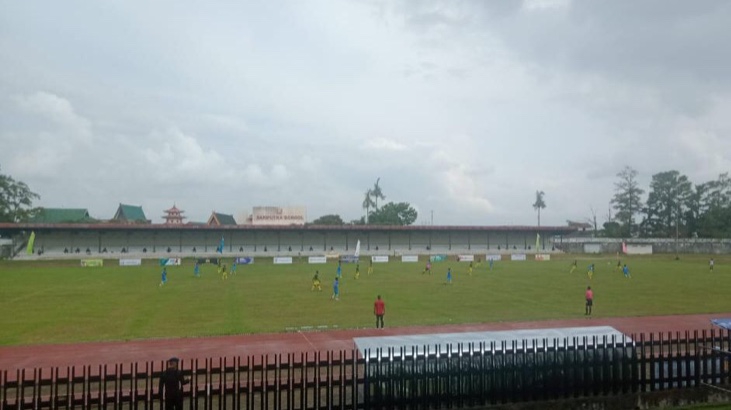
[0,255,729,346]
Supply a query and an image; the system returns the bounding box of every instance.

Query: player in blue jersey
[622,264,631,278]
[160,267,167,287]
[331,277,340,301]
[336,261,342,278]
[193,261,200,277]
[489,258,494,271]
[231,261,237,276]
[446,267,452,284]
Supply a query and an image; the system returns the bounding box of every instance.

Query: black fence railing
[2,330,730,409]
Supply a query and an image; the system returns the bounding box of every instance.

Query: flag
[622,241,627,254]
[218,236,225,254]
[535,233,540,251]
[354,240,361,258]
[26,231,36,255]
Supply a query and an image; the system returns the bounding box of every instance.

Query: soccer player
[193,261,200,278]
[446,267,452,284]
[311,270,322,291]
[423,260,432,275]
[569,259,577,274]
[160,267,167,287]
[615,259,622,273]
[468,261,473,276]
[355,264,360,280]
[220,264,228,280]
[622,264,631,278]
[231,261,237,276]
[710,258,715,271]
[331,277,340,301]
[374,295,385,328]
[585,286,593,316]
[587,263,594,280]
[489,258,494,271]
[336,261,342,278]
[368,259,373,275]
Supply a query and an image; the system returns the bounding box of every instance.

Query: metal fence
[2,330,730,409]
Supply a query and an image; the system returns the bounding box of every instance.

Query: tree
[362,189,375,224]
[311,214,344,225]
[0,166,40,223]
[371,178,386,211]
[611,166,644,237]
[641,170,693,237]
[695,173,731,237]
[368,202,418,226]
[532,191,546,228]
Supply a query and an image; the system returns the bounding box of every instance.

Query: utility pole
[431,210,434,226]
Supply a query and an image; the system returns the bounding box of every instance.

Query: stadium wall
[557,237,731,254]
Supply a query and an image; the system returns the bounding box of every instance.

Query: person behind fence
[159,357,189,410]
[374,295,385,328]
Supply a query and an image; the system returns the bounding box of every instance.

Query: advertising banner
[584,243,602,254]
[510,254,527,261]
[236,257,254,265]
[371,256,389,263]
[159,258,182,266]
[198,258,219,265]
[486,254,502,261]
[340,255,359,264]
[534,254,551,261]
[458,255,475,262]
[626,244,653,255]
[119,258,142,266]
[81,259,104,267]
[273,256,293,264]
[308,256,327,264]
[429,255,448,262]
[401,255,419,263]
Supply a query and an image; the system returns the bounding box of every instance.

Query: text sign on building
[251,206,306,226]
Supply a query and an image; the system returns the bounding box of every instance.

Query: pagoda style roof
[207,212,237,226]
[112,204,149,224]
[31,208,95,224]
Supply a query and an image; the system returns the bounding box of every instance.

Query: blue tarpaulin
[711,318,731,330]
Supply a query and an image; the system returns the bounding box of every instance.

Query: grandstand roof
[31,208,94,224]
[0,222,577,235]
[112,204,149,224]
[208,212,237,226]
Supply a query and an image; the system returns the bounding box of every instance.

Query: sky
[1,0,730,226]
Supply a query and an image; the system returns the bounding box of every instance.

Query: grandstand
[0,223,574,260]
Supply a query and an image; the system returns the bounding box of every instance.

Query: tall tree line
[610,166,731,238]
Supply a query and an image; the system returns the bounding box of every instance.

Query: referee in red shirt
[374,295,386,328]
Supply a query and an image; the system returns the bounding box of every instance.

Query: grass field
[1,254,730,346]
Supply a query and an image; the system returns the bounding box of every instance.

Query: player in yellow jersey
[468,261,473,276]
[570,259,577,274]
[355,263,360,280]
[311,270,322,291]
[367,259,373,275]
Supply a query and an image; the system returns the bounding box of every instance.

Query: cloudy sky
[1,0,730,226]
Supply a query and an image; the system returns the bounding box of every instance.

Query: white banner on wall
[584,244,602,254]
[457,255,475,262]
[401,255,419,263]
[119,259,142,266]
[511,254,527,261]
[534,254,551,261]
[308,256,327,264]
[626,244,653,255]
[371,255,389,263]
[486,254,502,261]
[273,256,293,264]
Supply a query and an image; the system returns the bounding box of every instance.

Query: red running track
[1,313,729,371]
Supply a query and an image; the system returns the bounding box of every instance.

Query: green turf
[1,254,730,346]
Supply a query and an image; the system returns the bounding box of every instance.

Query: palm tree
[371,178,386,211]
[362,189,375,224]
[533,190,546,228]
